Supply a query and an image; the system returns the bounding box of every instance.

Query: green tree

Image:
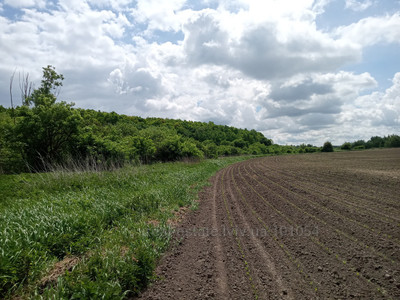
[351,140,365,149]
[130,136,156,162]
[14,66,81,170]
[341,142,352,150]
[321,141,334,152]
[366,136,384,148]
[0,110,25,173]
[384,135,400,148]
[25,65,64,107]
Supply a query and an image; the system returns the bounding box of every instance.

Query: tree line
[340,135,400,150]
[0,66,279,173]
[1,66,397,174]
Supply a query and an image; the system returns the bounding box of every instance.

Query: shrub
[352,145,365,150]
[321,141,333,152]
[341,142,352,150]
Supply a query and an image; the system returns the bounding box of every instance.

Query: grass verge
[0,156,252,299]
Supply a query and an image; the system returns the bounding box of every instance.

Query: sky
[0,0,399,145]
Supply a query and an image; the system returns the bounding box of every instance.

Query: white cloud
[183,10,360,80]
[87,0,132,11]
[4,0,46,9]
[330,72,400,144]
[336,13,400,46]
[131,0,189,33]
[345,0,374,12]
[312,0,334,14]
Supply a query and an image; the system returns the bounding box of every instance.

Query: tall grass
[0,156,252,299]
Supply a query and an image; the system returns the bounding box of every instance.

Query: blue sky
[0,0,399,145]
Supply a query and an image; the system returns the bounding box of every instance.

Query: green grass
[0,156,252,299]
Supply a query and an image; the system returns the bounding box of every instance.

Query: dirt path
[137,149,400,299]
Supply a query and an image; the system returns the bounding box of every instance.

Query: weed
[0,156,252,298]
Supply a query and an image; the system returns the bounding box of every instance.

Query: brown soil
[137,148,400,299]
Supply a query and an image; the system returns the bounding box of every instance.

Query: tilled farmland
[139,149,400,299]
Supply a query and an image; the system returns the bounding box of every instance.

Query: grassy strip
[0,156,252,299]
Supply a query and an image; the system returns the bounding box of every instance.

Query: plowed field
[138,148,400,299]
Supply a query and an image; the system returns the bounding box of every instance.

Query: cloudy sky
[0,0,399,145]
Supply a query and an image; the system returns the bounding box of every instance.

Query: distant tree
[233,138,248,148]
[352,139,365,149]
[341,142,352,150]
[321,141,334,152]
[366,136,384,148]
[384,135,400,148]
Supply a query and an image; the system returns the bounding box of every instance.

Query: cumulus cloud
[348,73,400,127]
[3,0,46,9]
[87,0,132,11]
[131,0,188,33]
[335,13,400,47]
[269,79,332,102]
[345,0,374,12]
[183,10,359,80]
[108,65,163,102]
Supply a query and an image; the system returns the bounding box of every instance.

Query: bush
[341,142,352,150]
[321,141,333,152]
[352,145,365,150]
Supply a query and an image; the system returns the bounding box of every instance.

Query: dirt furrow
[254,159,400,230]
[237,163,399,297]
[224,165,297,299]
[211,170,229,299]
[233,162,387,298]
[257,155,400,213]
[138,149,400,299]
[246,161,400,255]
[227,164,320,299]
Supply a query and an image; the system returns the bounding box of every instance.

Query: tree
[14,66,81,170]
[384,135,400,148]
[25,65,64,107]
[321,141,333,152]
[341,142,352,150]
[366,136,384,148]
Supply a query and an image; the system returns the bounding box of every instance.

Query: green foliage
[0,111,25,173]
[201,140,218,158]
[384,134,400,148]
[248,142,268,155]
[25,65,64,107]
[352,145,365,150]
[0,67,273,174]
[366,136,385,148]
[0,156,251,298]
[14,102,81,170]
[340,135,400,151]
[321,141,334,152]
[298,144,319,153]
[352,139,366,149]
[341,142,352,150]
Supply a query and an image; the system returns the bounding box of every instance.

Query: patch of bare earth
[39,256,80,288]
[136,148,400,299]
